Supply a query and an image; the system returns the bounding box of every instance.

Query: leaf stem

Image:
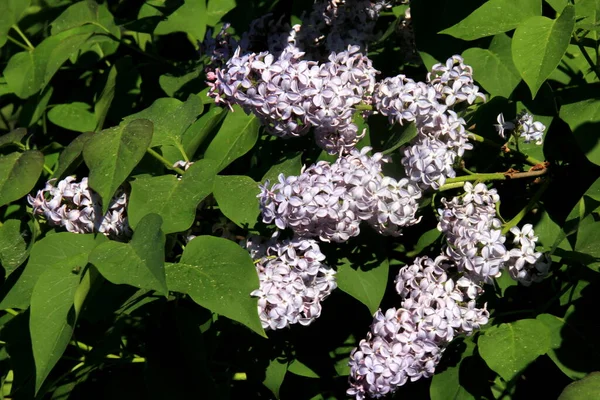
[69,340,145,362]
[11,25,34,50]
[147,148,186,175]
[4,308,19,316]
[501,179,550,234]
[6,35,31,51]
[439,166,549,191]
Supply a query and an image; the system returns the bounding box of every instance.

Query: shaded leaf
[206,0,236,26]
[560,98,600,166]
[263,358,288,399]
[48,102,97,132]
[0,151,44,207]
[52,132,94,179]
[89,214,168,295]
[0,0,30,49]
[181,107,226,158]
[559,372,600,399]
[94,62,117,131]
[430,340,476,400]
[128,159,217,233]
[0,219,29,276]
[261,153,303,185]
[83,119,153,213]
[336,258,388,315]
[153,0,208,41]
[0,128,26,149]
[213,175,260,228]
[165,235,266,337]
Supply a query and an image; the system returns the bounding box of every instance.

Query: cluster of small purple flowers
[28,176,130,239]
[373,56,486,190]
[258,147,422,242]
[438,182,550,285]
[209,45,378,153]
[347,255,489,399]
[246,235,337,330]
[495,112,546,145]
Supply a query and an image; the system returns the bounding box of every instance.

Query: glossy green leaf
[462,34,521,98]
[0,220,29,277]
[52,132,94,179]
[0,128,26,149]
[336,258,388,315]
[124,96,202,149]
[0,151,44,207]
[30,261,85,393]
[181,107,226,158]
[48,102,97,132]
[4,28,96,99]
[154,0,208,41]
[512,6,575,98]
[89,214,168,295]
[51,0,120,38]
[159,70,203,98]
[128,159,217,233]
[165,235,266,337]
[478,319,551,381]
[560,99,600,165]
[0,233,105,310]
[440,0,541,40]
[559,372,600,399]
[83,119,153,213]
[0,0,30,49]
[213,175,260,228]
[263,358,288,399]
[204,107,260,172]
[261,153,303,185]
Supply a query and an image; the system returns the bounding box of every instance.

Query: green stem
[43,164,54,175]
[5,309,19,316]
[501,179,550,234]
[11,24,34,50]
[573,30,600,81]
[6,35,31,51]
[439,167,548,191]
[147,148,186,175]
[69,340,145,362]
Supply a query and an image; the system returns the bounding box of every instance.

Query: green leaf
[406,228,441,257]
[4,28,96,99]
[0,128,26,149]
[94,62,117,131]
[51,0,120,38]
[159,69,203,98]
[83,119,153,213]
[213,175,260,228]
[206,0,236,26]
[124,96,202,149]
[165,235,266,337]
[576,0,600,41]
[462,34,521,98]
[204,106,260,172]
[559,372,600,399]
[560,99,600,165]
[440,0,541,40]
[0,220,29,277]
[154,0,208,41]
[0,0,30,49]
[52,132,94,179]
[574,220,600,270]
[547,0,569,13]
[263,358,288,399]
[89,214,168,295]
[30,261,85,393]
[181,107,226,158]
[430,340,476,400]
[261,153,303,185]
[0,233,105,310]
[128,159,217,233]
[18,86,53,127]
[336,258,388,315]
[0,151,44,207]
[512,5,575,98]
[48,102,97,132]
[288,360,319,378]
[478,319,551,381]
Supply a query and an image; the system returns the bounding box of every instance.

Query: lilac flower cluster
[247,236,337,330]
[437,182,551,285]
[258,147,422,242]
[28,177,130,239]
[374,56,485,189]
[347,256,489,399]
[495,112,546,145]
[209,45,378,153]
[506,224,551,286]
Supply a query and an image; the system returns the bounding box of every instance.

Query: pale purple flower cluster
[495,112,546,145]
[347,256,489,399]
[505,224,551,286]
[437,182,506,284]
[28,177,130,239]
[247,236,337,329]
[209,45,378,153]
[258,147,422,242]
[374,56,485,189]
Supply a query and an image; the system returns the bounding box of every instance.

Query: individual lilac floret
[258,147,421,242]
[505,224,551,286]
[494,112,546,145]
[28,176,130,239]
[348,257,489,400]
[247,236,337,330]
[437,182,507,284]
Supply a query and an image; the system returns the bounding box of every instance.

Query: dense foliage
[1,0,600,399]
